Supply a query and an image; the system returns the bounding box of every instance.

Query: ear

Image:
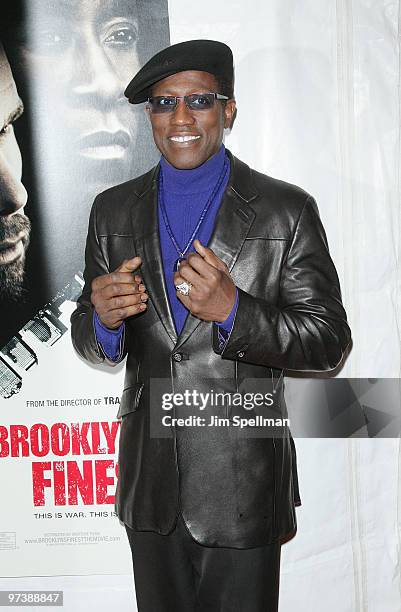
[224,99,236,129]
[144,104,152,121]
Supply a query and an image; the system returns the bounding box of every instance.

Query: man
[3,0,169,295]
[71,40,351,611]
[0,42,30,309]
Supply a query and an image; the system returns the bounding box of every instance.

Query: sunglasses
[147,92,229,113]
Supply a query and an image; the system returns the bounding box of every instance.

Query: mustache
[0,213,31,242]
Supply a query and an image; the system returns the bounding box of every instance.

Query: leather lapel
[130,152,259,350]
[174,152,258,350]
[130,164,177,345]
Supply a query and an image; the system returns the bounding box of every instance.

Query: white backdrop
[1,1,400,610]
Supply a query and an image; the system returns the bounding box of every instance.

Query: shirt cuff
[214,288,238,351]
[93,311,124,362]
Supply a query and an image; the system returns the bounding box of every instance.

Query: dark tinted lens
[148,94,216,113]
[186,93,215,110]
[150,96,177,113]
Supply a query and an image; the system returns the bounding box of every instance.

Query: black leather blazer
[71,150,351,548]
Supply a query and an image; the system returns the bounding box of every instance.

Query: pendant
[174,256,185,272]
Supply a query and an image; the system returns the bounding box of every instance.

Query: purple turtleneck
[94,144,238,360]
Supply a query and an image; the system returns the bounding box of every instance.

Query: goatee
[0,213,31,302]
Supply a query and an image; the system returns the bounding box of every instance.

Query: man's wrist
[94,310,124,334]
[215,287,238,330]
[93,311,125,362]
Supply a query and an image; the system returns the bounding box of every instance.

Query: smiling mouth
[169,135,201,143]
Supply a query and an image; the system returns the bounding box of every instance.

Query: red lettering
[101,421,120,454]
[30,424,49,457]
[53,461,66,505]
[10,425,29,456]
[95,460,115,504]
[0,426,9,457]
[51,423,70,456]
[70,423,92,455]
[67,460,94,504]
[32,462,52,506]
[91,422,101,454]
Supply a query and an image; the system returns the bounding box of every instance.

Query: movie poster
[0,0,169,576]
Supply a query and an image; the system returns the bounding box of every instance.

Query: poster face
[0,0,169,576]
[0,0,169,345]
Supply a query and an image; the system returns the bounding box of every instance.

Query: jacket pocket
[117,382,144,419]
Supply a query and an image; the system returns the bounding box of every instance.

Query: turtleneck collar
[159,144,226,195]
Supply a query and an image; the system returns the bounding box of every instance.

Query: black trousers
[125,515,281,612]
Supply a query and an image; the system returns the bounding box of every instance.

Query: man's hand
[173,239,236,322]
[91,257,148,329]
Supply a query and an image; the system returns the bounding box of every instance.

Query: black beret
[124,39,233,104]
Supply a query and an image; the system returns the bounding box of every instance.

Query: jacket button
[172,352,183,362]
